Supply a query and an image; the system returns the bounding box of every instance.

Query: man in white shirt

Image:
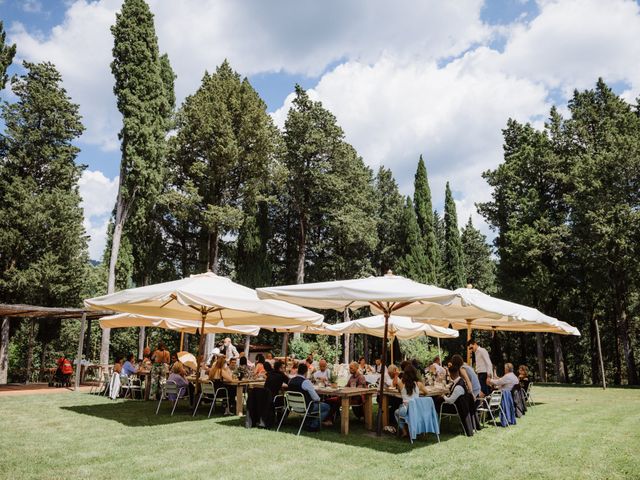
[488,363,520,391]
[468,339,492,396]
[427,356,446,377]
[223,337,239,361]
[313,359,330,385]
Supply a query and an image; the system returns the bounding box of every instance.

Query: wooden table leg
[144,374,151,401]
[341,397,350,435]
[236,385,244,416]
[364,394,373,430]
[381,394,389,427]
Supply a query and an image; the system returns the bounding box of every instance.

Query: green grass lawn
[1,385,639,480]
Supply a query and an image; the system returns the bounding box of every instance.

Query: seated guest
[348,361,367,388]
[121,354,138,377]
[357,357,371,375]
[488,363,519,391]
[265,352,275,366]
[253,354,267,377]
[313,359,330,385]
[288,363,331,431]
[305,356,316,377]
[450,354,481,399]
[428,356,446,377]
[394,364,428,437]
[263,361,273,373]
[239,352,254,368]
[209,356,237,412]
[373,358,383,374]
[142,347,152,367]
[113,357,124,375]
[384,364,401,388]
[167,361,194,407]
[518,365,530,391]
[288,360,299,377]
[228,357,239,374]
[438,365,477,436]
[265,360,289,399]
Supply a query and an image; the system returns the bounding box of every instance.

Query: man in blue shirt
[121,354,138,377]
[288,363,331,431]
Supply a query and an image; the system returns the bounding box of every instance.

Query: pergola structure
[0,304,112,389]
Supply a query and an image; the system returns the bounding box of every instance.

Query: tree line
[1,0,638,385]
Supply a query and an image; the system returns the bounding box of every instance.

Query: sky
[1,0,640,260]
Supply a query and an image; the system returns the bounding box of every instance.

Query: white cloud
[22,0,43,13]
[78,170,118,260]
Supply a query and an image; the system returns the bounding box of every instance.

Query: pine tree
[397,196,429,282]
[104,0,170,364]
[442,182,465,289]
[374,166,404,275]
[0,61,89,321]
[413,155,438,283]
[460,217,496,293]
[0,21,16,91]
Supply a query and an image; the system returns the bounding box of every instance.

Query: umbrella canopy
[85,272,323,328]
[98,313,261,336]
[325,315,459,340]
[398,287,581,336]
[256,273,456,312]
[272,322,341,336]
[177,351,197,370]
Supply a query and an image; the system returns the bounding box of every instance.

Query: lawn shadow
[61,399,216,426]
[213,415,463,453]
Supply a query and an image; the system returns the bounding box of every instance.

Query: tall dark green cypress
[374,166,404,275]
[443,182,465,289]
[0,21,16,91]
[413,155,438,284]
[397,196,429,282]
[460,216,496,293]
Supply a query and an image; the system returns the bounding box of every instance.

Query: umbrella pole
[437,338,442,361]
[595,318,606,390]
[179,332,184,352]
[195,310,207,393]
[376,307,390,436]
[466,319,472,365]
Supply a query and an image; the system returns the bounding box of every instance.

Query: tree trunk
[207,227,219,273]
[617,304,638,385]
[244,335,251,356]
[589,311,600,385]
[281,333,289,357]
[0,317,10,384]
[84,319,92,359]
[349,332,355,362]
[138,326,146,360]
[103,182,129,367]
[26,319,35,384]
[612,308,621,385]
[296,215,306,285]
[343,310,350,363]
[363,335,369,364]
[536,333,545,382]
[39,342,48,382]
[552,335,567,383]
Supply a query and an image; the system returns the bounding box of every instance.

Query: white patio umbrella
[86,272,323,376]
[395,286,580,363]
[99,313,261,336]
[271,323,341,358]
[326,315,459,364]
[256,271,458,435]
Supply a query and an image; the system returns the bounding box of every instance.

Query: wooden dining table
[134,370,152,400]
[314,386,376,435]
[380,385,448,427]
[223,379,267,416]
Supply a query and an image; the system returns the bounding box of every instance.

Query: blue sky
[2,0,640,259]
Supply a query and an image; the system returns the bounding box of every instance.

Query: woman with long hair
[394,364,429,437]
[208,356,236,412]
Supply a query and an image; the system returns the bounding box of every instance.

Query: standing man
[222,337,239,361]
[467,340,492,396]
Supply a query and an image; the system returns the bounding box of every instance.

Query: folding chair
[90,371,107,395]
[397,401,440,444]
[155,381,188,416]
[524,382,534,407]
[100,372,112,396]
[122,376,143,400]
[192,381,230,418]
[276,391,322,436]
[477,390,507,427]
[438,401,466,435]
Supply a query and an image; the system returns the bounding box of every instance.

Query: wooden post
[0,316,9,385]
[179,332,184,352]
[376,306,390,436]
[595,318,606,390]
[75,313,86,391]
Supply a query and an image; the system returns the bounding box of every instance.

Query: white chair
[276,391,322,436]
[122,376,143,400]
[477,390,507,427]
[90,371,108,395]
[156,381,188,416]
[192,381,230,418]
[524,382,534,407]
[438,401,466,435]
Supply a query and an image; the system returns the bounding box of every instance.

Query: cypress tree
[443,182,465,289]
[103,0,169,364]
[0,21,16,91]
[397,196,429,282]
[374,166,404,275]
[413,155,438,283]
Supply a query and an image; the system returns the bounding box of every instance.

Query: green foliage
[397,196,430,282]
[399,337,447,366]
[373,166,404,275]
[413,155,438,283]
[460,217,496,293]
[0,62,89,307]
[289,336,342,364]
[0,21,16,91]
[442,182,465,289]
